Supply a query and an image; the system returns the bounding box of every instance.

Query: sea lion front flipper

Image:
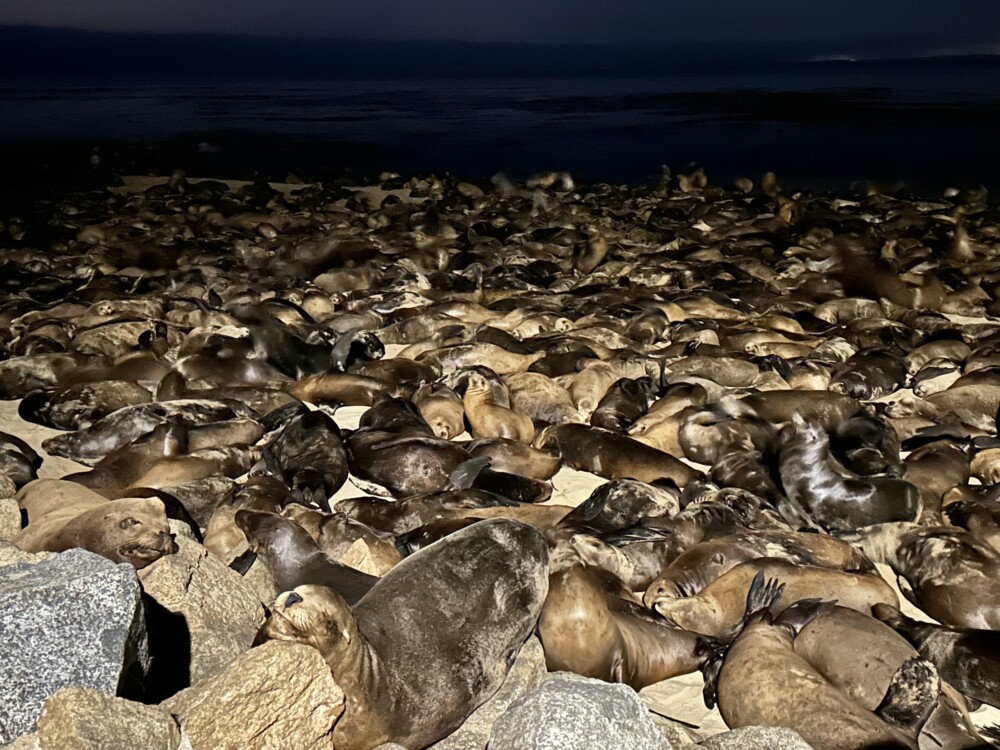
[744,570,785,623]
[699,640,726,710]
[773,598,832,639]
[876,656,940,735]
[449,456,491,490]
[229,549,258,575]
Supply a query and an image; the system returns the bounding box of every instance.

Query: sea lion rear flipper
[876,656,940,735]
[449,456,492,490]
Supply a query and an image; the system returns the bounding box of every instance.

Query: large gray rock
[163,641,344,750]
[37,687,181,750]
[431,636,546,750]
[0,549,145,743]
[699,726,814,750]
[139,532,266,687]
[487,672,673,750]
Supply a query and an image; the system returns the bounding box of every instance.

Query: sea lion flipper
[449,456,491,490]
[772,598,831,638]
[744,571,785,623]
[229,549,258,575]
[876,656,940,734]
[699,640,726,710]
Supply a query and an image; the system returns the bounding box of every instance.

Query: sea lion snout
[160,530,179,554]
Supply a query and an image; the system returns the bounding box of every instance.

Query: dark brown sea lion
[256,518,548,750]
[235,509,377,605]
[875,603,1000,709]
[560,478,679,533]
[778,415,920,531]
[18,379,153,430]
[41,399,258,462]
[589,376,656,433]
[14,479,177,569]
[860,524,1000,630]
[266,409,349,509]
[538,546,704,690]
[534,423,701,487]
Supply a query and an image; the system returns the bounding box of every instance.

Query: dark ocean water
[2,62,1000,191]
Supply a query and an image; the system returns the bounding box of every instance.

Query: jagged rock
[487,672,673,750]
[0,549,145,744]
[699,726,814,750]
[0,541,53,568]
[0,472,17,499]
[162,476,237,529]
[163,641,345,750]
[1,497,23,541]
[431,636,546,750]
[139,533,266,687]
[339,538,386,577]
[37,687,180,750]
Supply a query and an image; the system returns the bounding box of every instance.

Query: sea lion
[41,399,258,462]
[778,415,920,531]
[534,423,701,487]
[256,518,548,750]
[505,371,580,425]
[65,419,263,490]
[538,546,704,690]
[560,478,679,533]
[15,480,177,569]
[266,409,349,509]
[280,506,402,574]
[18,379,153,430]
[649,558,897,636]
[287,372,396,406]
[412,382,465,439]
[875,603,1000,709]
[235,509,377,605]
[642,529,874,607]
[464,437,562,480]
[737,389,864,428]
[462,372,535,443]
[860,524,1000,630]
[589,376,656,433]
[706,577,921,750]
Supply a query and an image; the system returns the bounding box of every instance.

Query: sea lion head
[258,585,360,665]
[98,497,178,568]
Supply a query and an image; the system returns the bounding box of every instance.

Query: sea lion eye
[119,518,140,530]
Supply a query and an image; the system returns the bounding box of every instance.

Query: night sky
[1,0,998,58]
